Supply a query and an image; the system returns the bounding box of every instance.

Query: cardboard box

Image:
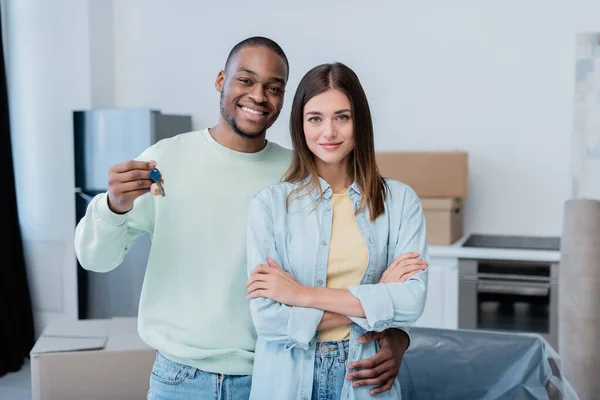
[376,151,469,198]
[30,317,155,400]
[421,198,463,245]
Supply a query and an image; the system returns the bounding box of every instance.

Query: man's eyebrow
[269,76,286,85]
[238,68,257,76]
[238,68,285,84]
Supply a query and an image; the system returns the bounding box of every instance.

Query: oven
[458,258,559,350]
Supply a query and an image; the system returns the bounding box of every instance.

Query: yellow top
[318,193,369,342]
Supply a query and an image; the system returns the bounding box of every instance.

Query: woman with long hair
[246,62,429,400]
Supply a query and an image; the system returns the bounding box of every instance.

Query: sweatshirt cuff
[95,193,128,227]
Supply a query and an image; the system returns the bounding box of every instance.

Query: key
[148,168,165,197]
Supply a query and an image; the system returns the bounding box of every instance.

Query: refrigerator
[73,108,192,319]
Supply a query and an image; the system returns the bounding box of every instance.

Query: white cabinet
[413,257,459,330]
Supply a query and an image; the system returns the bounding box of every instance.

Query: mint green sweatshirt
[74,129,292,375]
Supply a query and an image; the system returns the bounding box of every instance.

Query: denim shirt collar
[300,175,362,201]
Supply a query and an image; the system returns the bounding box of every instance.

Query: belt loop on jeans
[338,341,346,363]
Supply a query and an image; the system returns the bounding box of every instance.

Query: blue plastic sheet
[398,327,579,400]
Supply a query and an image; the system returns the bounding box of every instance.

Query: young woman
[246,62,429,400]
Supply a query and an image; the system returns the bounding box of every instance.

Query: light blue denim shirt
[246,176,429,400]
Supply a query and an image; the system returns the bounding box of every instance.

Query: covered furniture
[399,327,579,399]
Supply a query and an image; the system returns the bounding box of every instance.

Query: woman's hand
[379,252,427,284]
[247,258,307,306]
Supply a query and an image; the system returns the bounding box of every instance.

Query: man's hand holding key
[107,160,163,214]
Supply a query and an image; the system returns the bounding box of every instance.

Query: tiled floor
[0,359,31,400]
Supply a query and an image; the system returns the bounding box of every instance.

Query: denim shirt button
[317,279,324,286]
[321,240,327,246]
[305,354,312,361]
[303,397,309,400]
[368,237,374,244]
[325,205,331,211]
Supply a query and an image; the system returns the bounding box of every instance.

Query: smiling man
[74,37,410,400]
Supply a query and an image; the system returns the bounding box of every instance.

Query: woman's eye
[337,115,350,121]
[308,117,321,123]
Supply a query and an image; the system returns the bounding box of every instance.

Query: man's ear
[215,70,226,92]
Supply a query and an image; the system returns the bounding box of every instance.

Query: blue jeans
[312,340,350,400]
[148,351,251,400]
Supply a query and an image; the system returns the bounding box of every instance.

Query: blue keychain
[149,168,165,197]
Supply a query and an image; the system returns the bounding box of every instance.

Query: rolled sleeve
[286,307,324,350]
[348,278,427,331]
[347,284,394,331]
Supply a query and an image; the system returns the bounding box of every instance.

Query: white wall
[4,0,113,336]
[112,0,600,236]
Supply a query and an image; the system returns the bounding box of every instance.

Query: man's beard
[220,94,266,140]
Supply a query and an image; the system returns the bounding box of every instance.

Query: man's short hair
[224,36,289,78]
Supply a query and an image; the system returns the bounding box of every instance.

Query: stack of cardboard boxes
[376,151,469,245]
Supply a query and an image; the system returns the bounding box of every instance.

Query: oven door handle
[478,272,550,282]
[477,279,550,296]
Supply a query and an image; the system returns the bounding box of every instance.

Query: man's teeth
[241,106,265,115]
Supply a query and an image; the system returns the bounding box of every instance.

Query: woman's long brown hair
[282,62,388,221]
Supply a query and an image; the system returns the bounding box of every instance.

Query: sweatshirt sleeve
[73,146,161,273]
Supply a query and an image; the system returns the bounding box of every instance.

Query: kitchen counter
[429,235,561,263]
